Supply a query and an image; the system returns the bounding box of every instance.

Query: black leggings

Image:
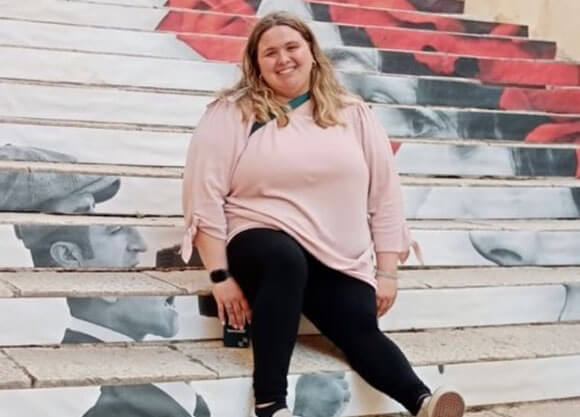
[226,228,430,415]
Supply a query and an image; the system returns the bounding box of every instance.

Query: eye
[106,225,123,235]
[409,113,436,137]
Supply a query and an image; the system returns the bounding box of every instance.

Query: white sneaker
[417,387,465,417]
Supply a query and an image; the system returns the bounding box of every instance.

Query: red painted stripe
[325,4,526,37]
[157,11,554,60]
[500,89,580,114]
[306,0,464,14]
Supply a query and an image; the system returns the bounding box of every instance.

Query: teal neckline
[249,91,311,136]
[286,91,311,110]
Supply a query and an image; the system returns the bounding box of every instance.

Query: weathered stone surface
[491,398,580,417]
[5,344,215,388]
[392,323,580,366]
[0,280,14,297]
[4,266,578,298]
[144,270,211,295]
[177,337,348,378]
[0,352,31,389]
[408,267,580,289]
[0,271,181,297]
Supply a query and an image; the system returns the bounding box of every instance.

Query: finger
[241,298,252,324]
[376,297,385,316]
[378,297,390,317]
[224,302,235,326]
[233,302,244,329]
[383,297,394,314]
[217,300,225,325]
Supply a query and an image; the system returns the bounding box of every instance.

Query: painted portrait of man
[0,144,210,417]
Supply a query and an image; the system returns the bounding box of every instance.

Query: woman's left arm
[356,102,414,315]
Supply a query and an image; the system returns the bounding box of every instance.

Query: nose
[127,227,148,252]
[468,231,538,266]
[277,50,291,65]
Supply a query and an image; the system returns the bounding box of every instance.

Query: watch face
[210,269,230,283]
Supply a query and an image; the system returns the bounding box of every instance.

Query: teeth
[278,68,295,74]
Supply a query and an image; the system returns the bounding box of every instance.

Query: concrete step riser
[0,284,578,346]
[0,3,552,63]
[2,0,528,40]
[4,83,580,141]
[0,357,579,416]
[1,356,579,416]
[1,322,579,415]
[305,0,465,14]
[62,0,466,15]
[4,47,580,114]
[1,125,577,177]
[2,20,578,87]
[307,2,527,37]
[0,220,579,268]
[1,168,578,218]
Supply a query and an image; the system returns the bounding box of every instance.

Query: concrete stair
[0,0,579,415]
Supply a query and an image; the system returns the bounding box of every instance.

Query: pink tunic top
[182,95,416,288]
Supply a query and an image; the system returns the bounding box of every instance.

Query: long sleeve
[356,102,418,263]
[181,98,245,262]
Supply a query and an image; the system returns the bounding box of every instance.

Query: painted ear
[49,241,83,267]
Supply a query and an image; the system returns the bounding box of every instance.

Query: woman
[182,11,465,417]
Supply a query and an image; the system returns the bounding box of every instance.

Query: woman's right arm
[194,231,251,329]
[182,99,251,329]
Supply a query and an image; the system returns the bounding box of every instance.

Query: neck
[275,86,310,104]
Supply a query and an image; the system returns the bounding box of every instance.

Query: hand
[376,276,398,317]
[293,372,350,417]
[212,277,251,329]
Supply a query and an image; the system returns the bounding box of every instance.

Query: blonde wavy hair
[220,11,350,128]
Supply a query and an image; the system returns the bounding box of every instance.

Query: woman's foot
[417,387,465,417]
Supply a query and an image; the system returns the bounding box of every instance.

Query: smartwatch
[209,268,231,284]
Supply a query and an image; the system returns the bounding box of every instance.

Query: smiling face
[257,24,315,102]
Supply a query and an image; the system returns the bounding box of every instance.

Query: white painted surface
[0,0,168,29]
[0,355,578,417]
[0,47,239,91]
[0,285,570,345]
[0,124,574,179]
[0,19,203,60]
[0,83,212,127]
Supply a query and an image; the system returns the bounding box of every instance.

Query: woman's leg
[227,229,309,411]
[302,254,430,416]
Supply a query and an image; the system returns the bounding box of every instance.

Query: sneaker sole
[428,389,465,417]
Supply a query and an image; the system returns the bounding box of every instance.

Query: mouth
[488,248,523,265]
[276,66,296,75]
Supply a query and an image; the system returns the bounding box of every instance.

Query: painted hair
[220,11,350,128]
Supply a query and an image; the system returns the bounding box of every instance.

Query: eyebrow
[261,41,301,54]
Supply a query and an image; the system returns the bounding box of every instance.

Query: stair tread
[1,212,579,230]
[0,267,578,298]
[1,322,579,389]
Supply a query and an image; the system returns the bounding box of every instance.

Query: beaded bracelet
[375,269,398,280]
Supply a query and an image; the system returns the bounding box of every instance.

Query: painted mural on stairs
[0,0,579,416]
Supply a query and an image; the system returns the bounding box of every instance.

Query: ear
[49,241,84,267]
